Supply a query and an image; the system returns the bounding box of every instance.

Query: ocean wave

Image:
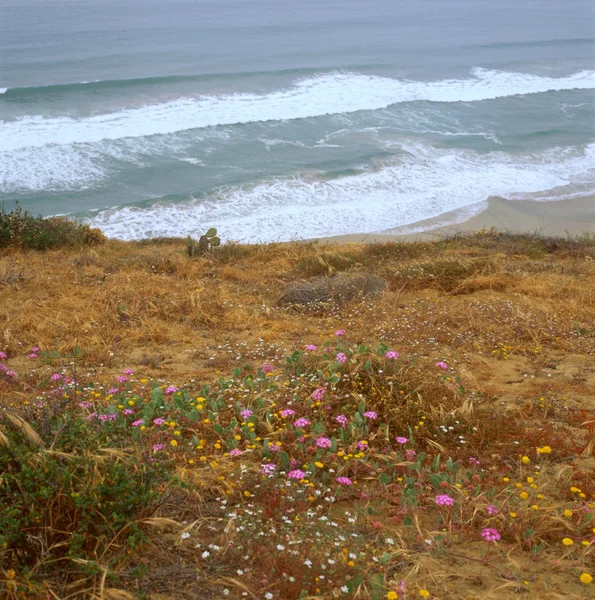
[86,142,595,243]
[3,69,595,152]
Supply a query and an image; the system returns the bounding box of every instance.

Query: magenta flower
[262,363,274,374]
[385,351,400,360]
[435,361,449,370]
[355,441,368,452]
[261,463,276,476]
[395,436,409,445]
[334,329,346,337]
[469,457,480,466]
[153,417,166,426]
[294,418,310,428]
[240,409,253,419]
[435,494,455,506]
[165,386,179,394]
[132,419,144,427]
[336,353,347,364]
[50,373,63,381]
[123,369,134,375]
[0,352,7,361]
[363,411,377,420]
[117,375,128,383]
[108,388,119,395]
[486,505,498,515]
[152,444,164,451]
[288,469,306,480]
[311,387,326,401]
[316,436,332,449]
[305,344,318,351]
[336,414,348,427]
[28,353,38,359]
[280,408,295,417]
[228,449,242,456]
[78,401,93,408]
[405,449,417,461]
[5,370,17,378]
[336,476,353,486]
[481,528,501,542]
[122,408,134,415]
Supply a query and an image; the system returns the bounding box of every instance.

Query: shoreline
[313,195,595,244]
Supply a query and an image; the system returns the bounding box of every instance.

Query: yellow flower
[526,477,534,483]
[531,504,539,511]
[580,573,592,584]
[562,538,574,546]
[503,477,510,483]
[520,492,529,499]
[509,512,517,518]
[386,593,398,600]
[315,462,324,468]
[419,591,430,598]
[170,439,178,447]
[347,560,355,567]
[515,483,523,489]
[563,509,573,517]
[521,456,530,464]
[243,491,251,497]
[214,443,221,449]
[536,446,552,454]
[570,486,581,493]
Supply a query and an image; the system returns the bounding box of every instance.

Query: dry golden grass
[1,229,595,599]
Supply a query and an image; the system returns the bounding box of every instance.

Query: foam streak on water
[2,69,595,152]
[87,142,595,243]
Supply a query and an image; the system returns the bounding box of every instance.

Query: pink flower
[336,353,347,364]
[336,476,353,486]
[288,469,306,480]
[152,444,164,451]
[240,409,253,419]
[117,375,128,383]
[280,408,295,417]
[153,417,166,426]
[469,457,480,466]
[108,388,119,395]
[165,386,178,394]
[262,363,274,374]
[305,344,318,351]
[78,401,93,408]
[132,419,144,427]
[0,352,7,361]
[481,528,501,542]
[31,347,40,353]
[363,411,377,420]
[405,449,417,461]
[261,463,276,476]
[311,387,325,401]
[122,409,134,415]
[395,436,409,445]
[228,449,242,456]
[435,494,455,506]
[316,436,332,449]
[50,373,63,381]
[355,441,368,452]
[435,361,449,370]
[336,414,348,427]
[486,505,498,515]
[28,353,38,359]
[334,329,346,337]
[123,369,134,375]
[294,418,310,428]
[385,351,400,360]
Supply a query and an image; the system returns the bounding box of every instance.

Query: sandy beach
[317,195,595,243]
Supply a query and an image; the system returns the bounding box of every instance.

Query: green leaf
[279,451,289,470]
[205,227,217,237]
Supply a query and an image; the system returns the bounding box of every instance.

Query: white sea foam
[86,142,595,243]
[2,69,595,151]
[0,88,7,94]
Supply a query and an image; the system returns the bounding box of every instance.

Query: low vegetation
[0,226,594,599]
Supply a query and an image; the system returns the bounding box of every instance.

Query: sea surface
[1,0,594,242]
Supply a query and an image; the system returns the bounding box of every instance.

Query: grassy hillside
[0,230,594,599]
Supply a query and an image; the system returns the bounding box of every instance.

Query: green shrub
[0,410,171,577]
[0,204,106,250]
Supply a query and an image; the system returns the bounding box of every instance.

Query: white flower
[202,550,210,558]
[386,537,394,545]
[276,544,285,550]
[222,589,229,596]
[304,559,312,567]
[181,532,191,540]
[265,594,273,600]
[237,569,244,575]
[341,586,349,593]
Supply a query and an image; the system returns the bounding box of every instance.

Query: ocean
[1,0,594,242]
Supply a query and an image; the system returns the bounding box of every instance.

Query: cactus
[187,228,221,257]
